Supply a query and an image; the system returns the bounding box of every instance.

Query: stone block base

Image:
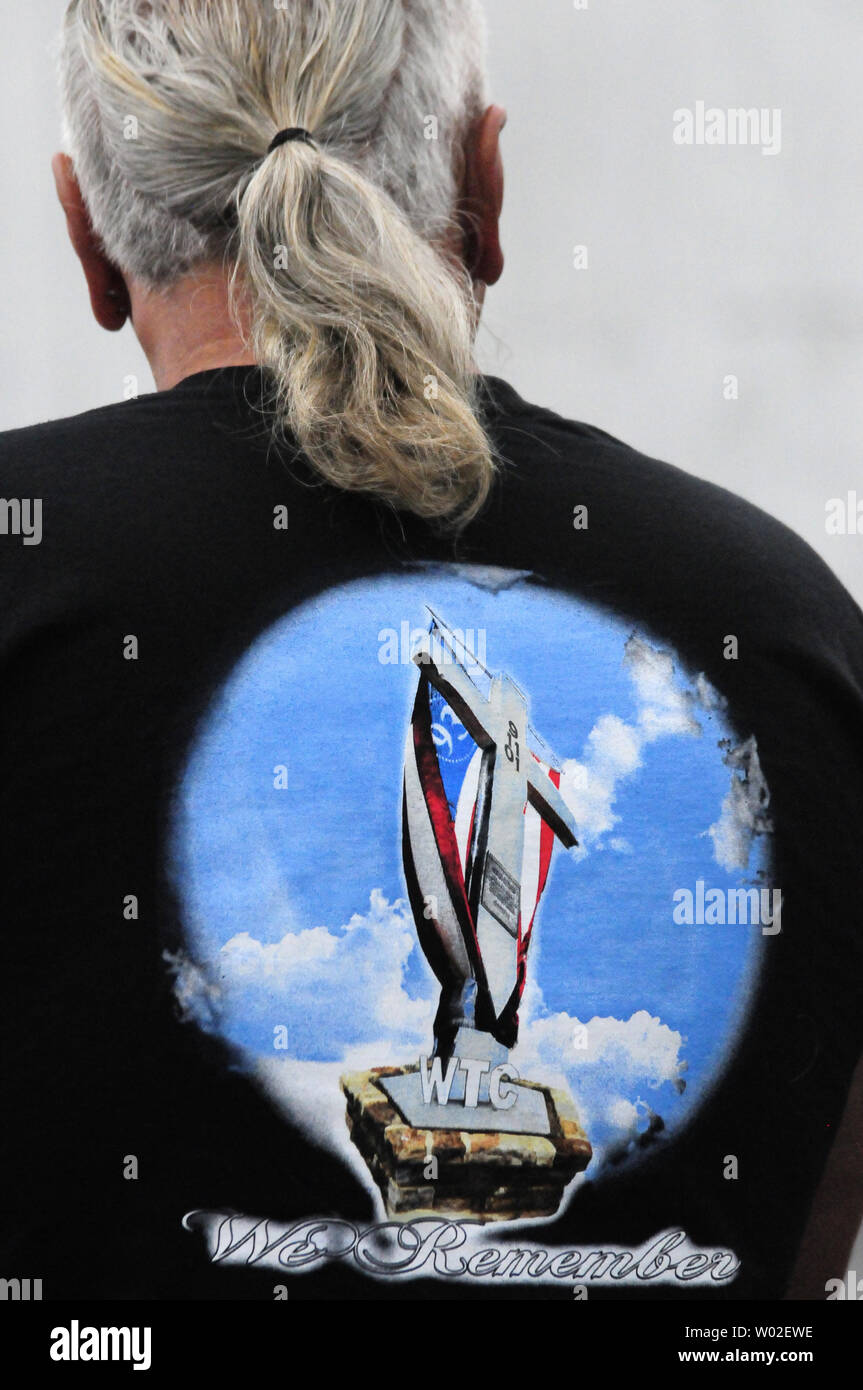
[340,1065,591,1223]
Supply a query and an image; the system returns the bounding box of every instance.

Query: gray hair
[59,0,497,526]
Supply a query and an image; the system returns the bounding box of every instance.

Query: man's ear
[460,104,506,288]
[52,153,130,332]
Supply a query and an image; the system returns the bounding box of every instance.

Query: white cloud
[557,633,702,852]
[448,564,534,593]
[555,633,768,877]
[695,672,727,712]
[512,979,687,1167]
[172,889,435,1060]
[223,925,338,977]
[708,736,773,872]
[163,950,221,1032]
[624,634,702,741]
[411,560,534,594]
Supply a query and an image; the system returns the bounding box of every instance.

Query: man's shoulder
[0,396,166,481]
[0,392,223,588]
[487,376,780,533]
[484,376,863,639]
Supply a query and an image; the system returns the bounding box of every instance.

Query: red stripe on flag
[520,765,560,959]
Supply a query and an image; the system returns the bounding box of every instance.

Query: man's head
[57,0,502,292]
[54,1,506,529]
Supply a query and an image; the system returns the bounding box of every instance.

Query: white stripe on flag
[454,746,483,876]
[521,800,542,932]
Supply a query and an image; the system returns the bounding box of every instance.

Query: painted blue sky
[171,565,769,1161]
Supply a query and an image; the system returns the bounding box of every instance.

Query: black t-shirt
[1,367,861,1301]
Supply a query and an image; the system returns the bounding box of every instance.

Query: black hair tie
[267,127,317,154]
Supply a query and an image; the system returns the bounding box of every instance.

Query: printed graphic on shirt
[169,563,774,1268]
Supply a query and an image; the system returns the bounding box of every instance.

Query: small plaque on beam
[481,852,521,937]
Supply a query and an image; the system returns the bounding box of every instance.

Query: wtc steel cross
[414,626,578,1025]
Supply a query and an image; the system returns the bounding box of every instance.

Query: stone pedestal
[340,1065,591,1223]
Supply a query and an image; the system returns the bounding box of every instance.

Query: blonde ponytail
[233,134,494,526]
[59,0,496,528]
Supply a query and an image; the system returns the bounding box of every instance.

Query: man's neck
[129,248,484,391]
[129,263,257,392]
